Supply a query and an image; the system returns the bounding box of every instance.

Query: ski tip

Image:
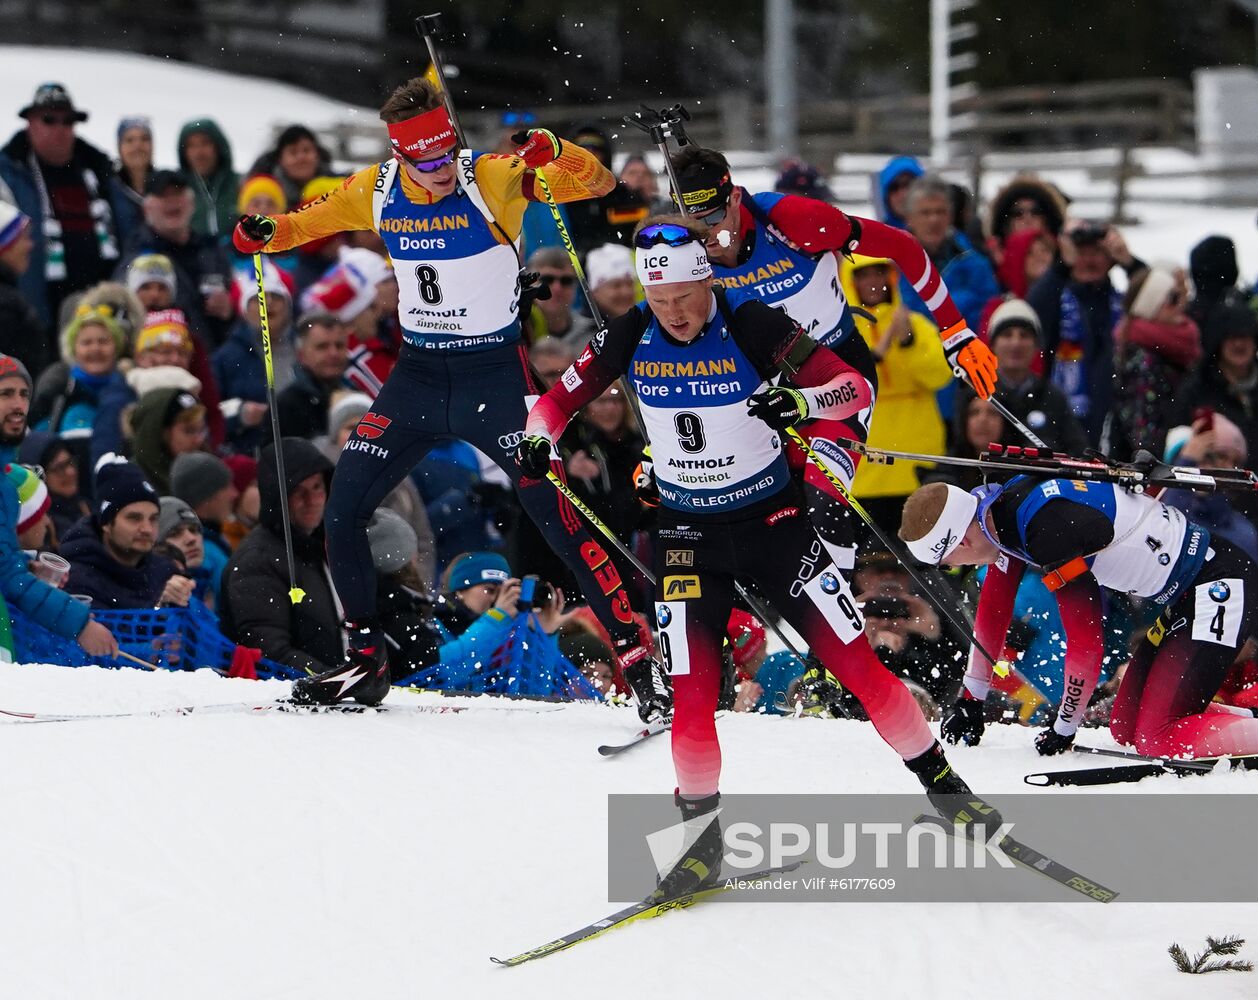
[1023,773,1051,786]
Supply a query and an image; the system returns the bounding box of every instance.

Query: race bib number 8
[1192,577,1244,648]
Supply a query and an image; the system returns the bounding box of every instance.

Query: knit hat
[774,160,834,202]
[328,391,374,438]
[233,257,293,308]
[4,463,49,535]
[727,609,767,672]
[62,303,127,359]
[0,201,31,255]
[1127,266,1178,320]
[223,454,258,494]
[585,243,635,290]
[300,248,390,322]
[151,389,202,430]
[1189,235,1239,299]
[93,454,158,524]
[134,309,193,356]
[987,298,1042,343]
[170,452,233,508]
[237,173,288,214]
[158,496,199,541]
[367,508,419,574]
[77,283,147,343]
[300,176,344,205]
[116,116,152,143]
[126,253,177,296]
[447,551,510,592]
[0,353,32,394]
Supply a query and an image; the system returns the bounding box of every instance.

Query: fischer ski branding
[913,814,1118,902]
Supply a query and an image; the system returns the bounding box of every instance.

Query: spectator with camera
[1027,219,1147,444]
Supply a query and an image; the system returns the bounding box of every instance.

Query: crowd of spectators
[2,80,1258,717]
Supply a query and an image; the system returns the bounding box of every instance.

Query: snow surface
[0,661,1253,1000]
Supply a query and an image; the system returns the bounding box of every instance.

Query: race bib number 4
[1192,577,1244,648]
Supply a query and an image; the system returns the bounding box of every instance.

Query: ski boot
[619,644,673,725]
[290,620,391,707]
[905,741,1004,840]
[652,791,723,901]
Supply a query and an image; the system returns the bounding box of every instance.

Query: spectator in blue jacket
[212,264,292,453]
[0,84,123,339]
[0,354,117,655]
[900,174,999,333]
[61,456,192,610]
[876,155,924,230]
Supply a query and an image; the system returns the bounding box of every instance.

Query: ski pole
[253,252,305,605]
[622,104,692,205]
[413,13,466,147]
[784,426,1011,677]
[986,394,1048,449]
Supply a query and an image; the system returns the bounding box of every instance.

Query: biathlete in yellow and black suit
[233,77,669,710]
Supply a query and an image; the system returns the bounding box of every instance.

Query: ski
[1072,744,1214,770]
[598,723,670,756]
[913,814,1118,902]
[490,861,803,967]
[1026,754,1258,787]
[0,701,472,725]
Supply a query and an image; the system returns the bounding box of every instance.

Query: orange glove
[942,324,999,399]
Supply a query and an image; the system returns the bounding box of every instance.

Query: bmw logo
[819,572,840,595]
[657,605,672,627]
[1158,553,1170,566]
[1209,581,1231,603]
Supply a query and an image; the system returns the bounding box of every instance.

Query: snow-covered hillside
[0,662,1253,1000]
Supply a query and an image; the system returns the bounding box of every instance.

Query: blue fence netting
[10,600,601,700]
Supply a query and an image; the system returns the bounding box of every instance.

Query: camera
[863,597,910,620]
[517,574,555,611]
[1071,222,1108,246]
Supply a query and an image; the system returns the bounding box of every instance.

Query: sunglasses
[634,222,697,249]
[502,111,537,127]
[397,149,456,173]
[540,274,576,288]
[39,114,76,127]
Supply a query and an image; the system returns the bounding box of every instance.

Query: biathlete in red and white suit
[900,478,1258,760]
[673,147,999,570]
[517,219,999,899]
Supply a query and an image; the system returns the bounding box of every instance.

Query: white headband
[905,485,978,565]
[1128,267,1177,320]
[634,242,712,287]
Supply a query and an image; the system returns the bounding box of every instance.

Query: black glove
[1034,727,1075,756]
[746,386,808,430]
[516,434,552,479]
[940,690,985,746]
[232,214,277,253]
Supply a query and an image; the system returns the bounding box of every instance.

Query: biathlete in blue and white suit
[233,76,667,709]
[519,218,998,899]
[901,477,1258,761]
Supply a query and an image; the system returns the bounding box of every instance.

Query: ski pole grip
[414,13,442,38]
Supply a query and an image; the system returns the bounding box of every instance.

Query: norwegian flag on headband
[387,106,456,158]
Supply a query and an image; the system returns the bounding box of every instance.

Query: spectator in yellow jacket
[844,254,952,533]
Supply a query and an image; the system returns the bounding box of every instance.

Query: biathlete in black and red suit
[673,147,999,571]
[900,478,1258,760]
[517,218,1000,899]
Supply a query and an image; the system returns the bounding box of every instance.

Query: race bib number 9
[655,601,691,676]
[1192,577,1244,648]
[802,567,864,644]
